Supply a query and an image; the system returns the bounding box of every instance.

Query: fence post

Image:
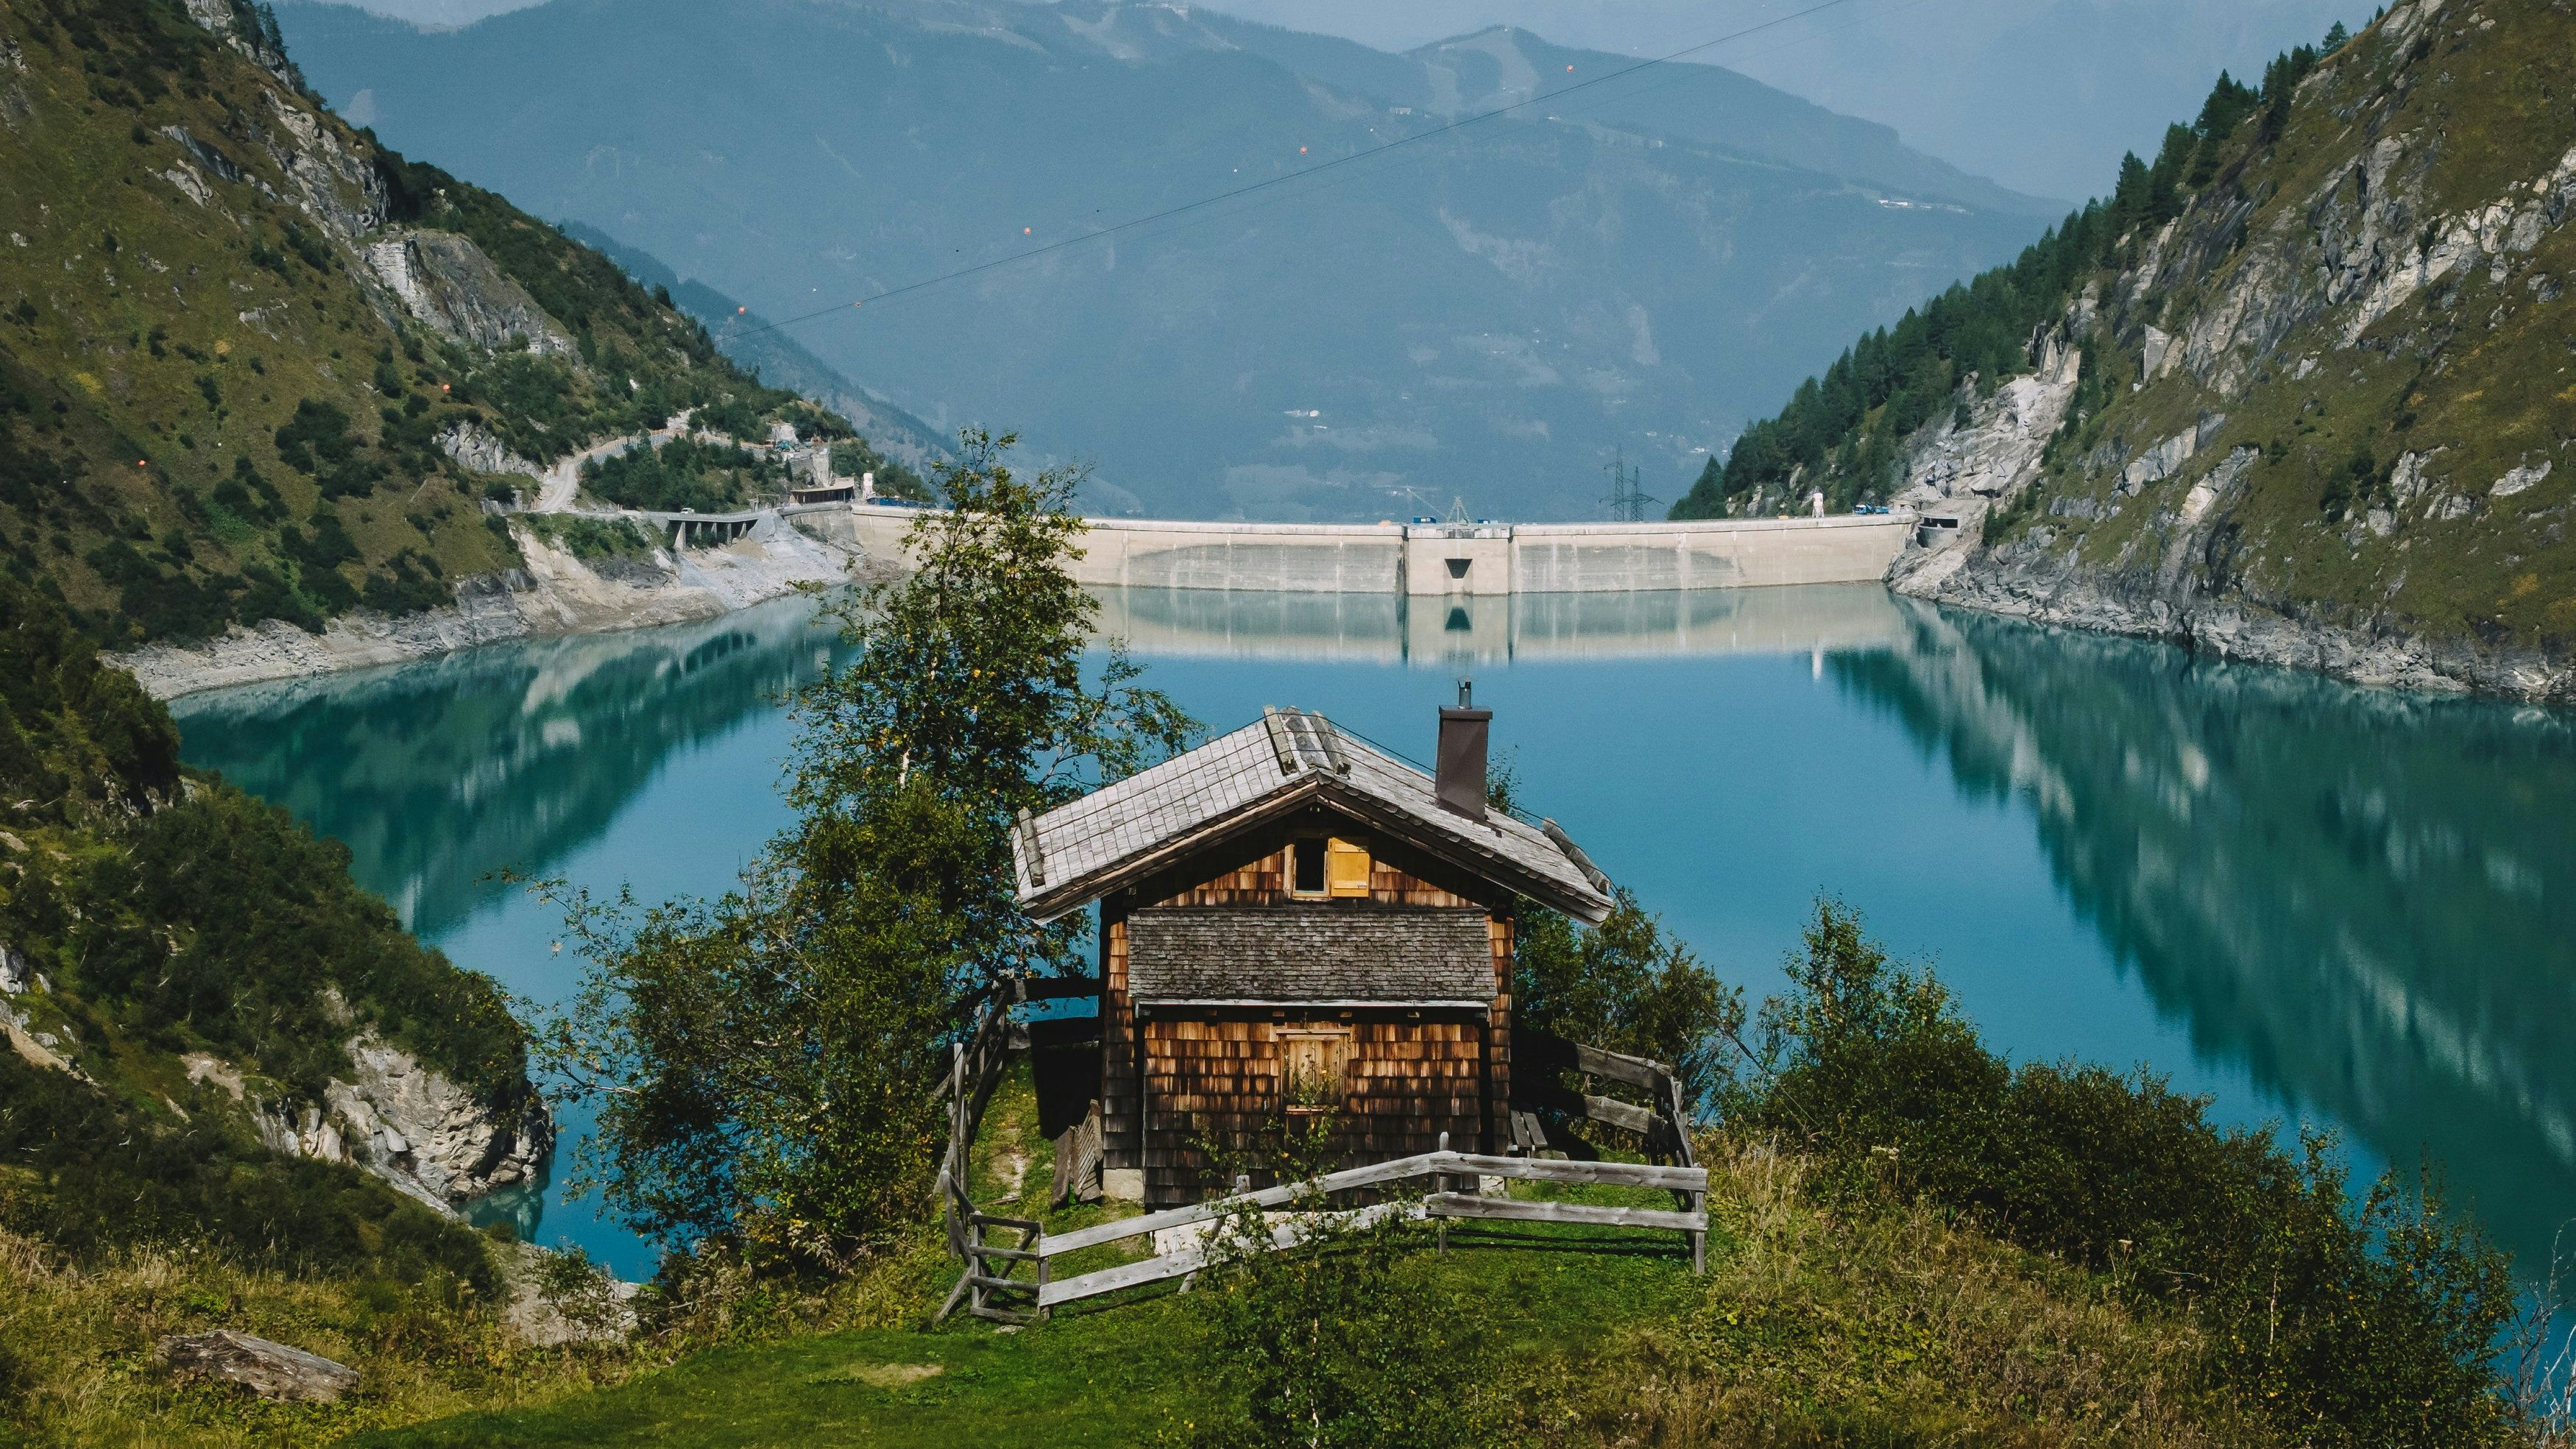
[1434,1131,1450,1254]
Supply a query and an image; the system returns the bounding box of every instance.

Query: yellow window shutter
[1326,837,1371,897]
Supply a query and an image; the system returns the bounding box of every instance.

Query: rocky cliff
[1885,0,2576,700]
[0,0,894,652]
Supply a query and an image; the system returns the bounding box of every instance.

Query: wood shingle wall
[1139,1015,1487,1205]
[1096,809,1526,1201]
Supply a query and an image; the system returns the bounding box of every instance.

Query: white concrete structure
[828,509,1912,596]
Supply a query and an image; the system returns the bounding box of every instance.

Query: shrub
[520,514,655,562]
[1178,1116,1487,1448]
[1514,889,1743,1115]
[1728,899,2520,1448]
[579,436,774,513]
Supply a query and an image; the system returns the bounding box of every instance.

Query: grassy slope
[352,1063,2257,1449]
[2017,0,2576,648]
[0,0,866,648]
[0,573,595,1443]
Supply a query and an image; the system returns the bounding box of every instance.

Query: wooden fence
[949,1141,1708,1323]
[933,995,1708,1325]
[933,977,1099,1325]
[1510,1032,1698,1170]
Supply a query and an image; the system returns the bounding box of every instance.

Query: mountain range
[272,0,2061,520]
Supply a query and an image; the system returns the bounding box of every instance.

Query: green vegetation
[537,433,1195,1271]
[350,906,2575,1447]
[1672,35,2332,520]
[1725,901,2531,1447]
[0,0,892,648]
[1181,1119,1492,1448]
[1679,1,2576,666]
[1514,889,1741,1112]
[517,513,657,563]
[0,574,615,1442]
[829,439,931,503]
[578,436,778,514]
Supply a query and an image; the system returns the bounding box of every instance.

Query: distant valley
[275,0,2061,520]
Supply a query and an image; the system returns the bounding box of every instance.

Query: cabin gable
[1126,804,1501,913]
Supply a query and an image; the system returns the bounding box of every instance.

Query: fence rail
[1021,1145,1708,1312]
[933,993,1707,1323]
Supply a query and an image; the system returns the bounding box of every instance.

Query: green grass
[345,1225,1701,1448]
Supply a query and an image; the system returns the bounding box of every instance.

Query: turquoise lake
[169,585,2576,1285]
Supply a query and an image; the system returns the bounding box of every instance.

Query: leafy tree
[542,431,1195,1269]
[1486,760,1742,1116]
[1513,891,1742,1116]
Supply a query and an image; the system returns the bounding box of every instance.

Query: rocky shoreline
[1892,536,2576,704]
[114,517,882,701]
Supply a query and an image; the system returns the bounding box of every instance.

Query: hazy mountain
[556,222,952,474]
[1183,0,2374,205]
[275,0,2058,520]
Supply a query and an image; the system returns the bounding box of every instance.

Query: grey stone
[160,1331,358,1403]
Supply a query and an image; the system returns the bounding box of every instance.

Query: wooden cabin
[1012,697,1614,1206]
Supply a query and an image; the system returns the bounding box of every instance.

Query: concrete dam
[829,511,1913,595]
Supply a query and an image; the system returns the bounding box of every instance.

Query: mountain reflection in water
[1834,598,2576,1268]
[165,584,2576,1281]
[171,598,844,940]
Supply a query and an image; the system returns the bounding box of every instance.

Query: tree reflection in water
[173,598,846,941]
[1833,598,2576,1278]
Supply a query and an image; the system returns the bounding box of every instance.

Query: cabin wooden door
[1277,1027,1351,1115]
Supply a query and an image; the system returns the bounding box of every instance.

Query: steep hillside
[555,221,944,495]
[1678,1,2576,700]
[0,0,880,650]
[273,0,2052,522]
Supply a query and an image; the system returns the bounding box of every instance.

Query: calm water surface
[171,587,2576,1283]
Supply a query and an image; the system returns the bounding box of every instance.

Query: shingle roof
[1013,709,1614,924]
[1127,907,1496,1005]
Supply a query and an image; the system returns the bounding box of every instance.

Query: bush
[1513,889,1742,1115]
[1728,899,2520,1448]
[520,514,656,562]
[1177,1117,1487,1448]
[0,1050,496,1291]
[579,436,775,513]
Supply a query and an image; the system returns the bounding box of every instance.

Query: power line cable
[730,0,1863,339]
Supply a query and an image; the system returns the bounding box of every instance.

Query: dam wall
[822,507,1911,594]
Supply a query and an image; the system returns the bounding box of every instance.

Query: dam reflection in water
[1089,581,1906,665]
[168,586,2576,1281]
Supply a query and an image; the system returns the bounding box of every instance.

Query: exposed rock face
[260,1032,553,1213]
[1892,338,2084,512]
[436,419,545,481]
[367,230,575,355]
[498,1243,642,1347]
[1884,0,2576,702]
[160,1331,358,1403]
